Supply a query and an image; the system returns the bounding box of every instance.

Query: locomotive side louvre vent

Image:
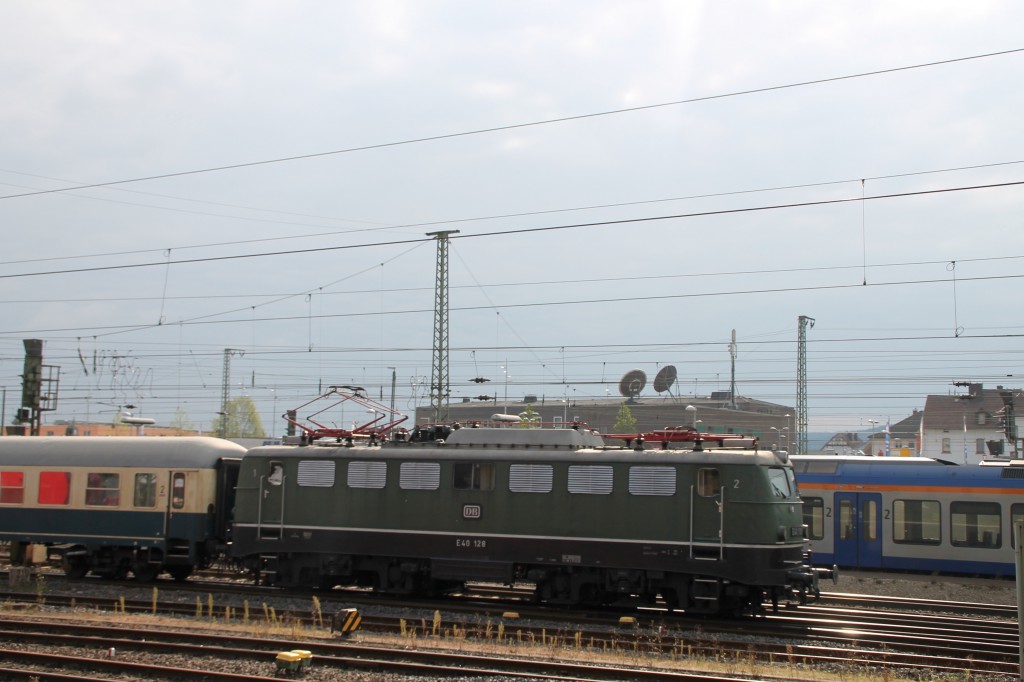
[1001,468,1024,479]
[508,464,554,493]
[567,465,613,495]
[347,461,387,489]
[297,460,336,487]
[628,466,677,496]
[399,462,441,490]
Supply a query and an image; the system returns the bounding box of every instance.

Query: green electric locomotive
[232,423,820,614]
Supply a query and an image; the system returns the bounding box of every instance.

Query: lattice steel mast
[796,315,815,455]
[219,348,244,438]
[428,230,459,423]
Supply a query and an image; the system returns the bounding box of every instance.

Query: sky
[1,1,1023,436]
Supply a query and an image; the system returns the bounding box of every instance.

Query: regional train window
[347,461,387,489]
[861,499,878,542]
[893,499,941,544]
[453,463,495,491]
[696,468,721,497]
[509,464,553,493]
[951,501,1001,548]
[298,460,335,487]
[267,462,284,486]
[838,499,855,540]
[628,466,675,496]
[567,465,613,495]
[400,462,440,490]
[37,472,70,505]
[86,473,120,507]
[802,497,824,540]
[0,471,24,504]
[133,473,158,508]
[1011,504,1024,548]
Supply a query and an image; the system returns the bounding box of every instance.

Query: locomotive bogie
[232,427,814,614]
[0,437,243,581]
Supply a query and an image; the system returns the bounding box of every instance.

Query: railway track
[0,577,1017,680]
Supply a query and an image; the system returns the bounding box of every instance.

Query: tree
[519,403,540,428]
[612,402,638,434]
[211,396,266,439]
[169,407,194,435]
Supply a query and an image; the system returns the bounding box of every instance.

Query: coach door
[834,492,882,568]
[165,470,194,540]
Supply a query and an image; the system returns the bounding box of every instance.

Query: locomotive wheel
[61,555,88,579]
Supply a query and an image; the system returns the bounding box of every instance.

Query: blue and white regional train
[792,455,1024,577]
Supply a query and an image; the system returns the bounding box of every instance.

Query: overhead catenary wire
[1,179,1021,282]
[2,47,1020,203]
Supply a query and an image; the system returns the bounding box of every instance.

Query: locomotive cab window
[133,473,159,508]
[454,462,495,491]
[951,501,1001,548]
[0,471,24,504]
[267,462,284,486]
[697,468,721,497]
[768,467,794,498]
[86,473,120,507]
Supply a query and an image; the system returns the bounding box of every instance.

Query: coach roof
[0,436,246,468]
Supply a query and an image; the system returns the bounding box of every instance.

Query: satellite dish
[653,365,678,393]
[618,369,647,398]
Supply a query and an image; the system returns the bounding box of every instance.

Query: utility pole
[796,315,815,455]
[427,230,458,423]
[219,348,244,438]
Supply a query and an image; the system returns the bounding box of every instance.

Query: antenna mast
[428,230,459,423]
[728,329,738,409]
[796,315,815,455]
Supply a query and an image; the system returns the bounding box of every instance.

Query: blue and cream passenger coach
[233,424,818,614]
[0,436,243,581]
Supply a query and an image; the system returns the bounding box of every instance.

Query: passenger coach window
[951,501,1001,548]
[171,472,186,509]
[802,497,824,540]
[133,473,158,508]
[697,468,721,497]
[38,472,70,505]
[0,471,24,504]
[86,473,120,507]
[454,463,495,491]
[893,499,941,544]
